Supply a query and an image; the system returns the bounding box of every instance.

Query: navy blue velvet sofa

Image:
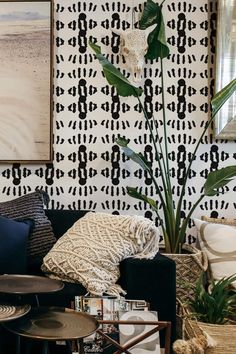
[3,209,176,353]
[44,210,176,345]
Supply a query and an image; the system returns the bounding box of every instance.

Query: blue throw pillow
[0,215,32,274]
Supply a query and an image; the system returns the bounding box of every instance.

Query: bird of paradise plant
[89,0,236,254]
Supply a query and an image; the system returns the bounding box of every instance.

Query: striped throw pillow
[194,218,236,288]
[0,191,56,269]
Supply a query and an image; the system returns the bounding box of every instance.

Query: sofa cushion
[0,191,56,269]
[45,210,88,239]
[194,218,236,288]
[0,215,32,274]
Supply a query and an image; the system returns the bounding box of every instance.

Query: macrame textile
[42,212,160,296]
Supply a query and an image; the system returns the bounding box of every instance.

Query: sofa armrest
[119,252,176,347]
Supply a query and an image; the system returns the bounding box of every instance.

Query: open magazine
[72,296,160,354]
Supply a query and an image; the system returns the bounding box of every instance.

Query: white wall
[0,0,235,242]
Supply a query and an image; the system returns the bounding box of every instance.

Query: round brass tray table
[4,306,99,354]
[0,304,31,322]
[0,303,31,354]
[0,274,64,295]
[0,274,64,307]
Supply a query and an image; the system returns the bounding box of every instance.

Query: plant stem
[160,57,176,247]
[175,194,205,253]
[137,96,168,193]
[137,95,175,240]
[175,112,217,247]
[150,206,169,245]
[149,111,168,184]
[149,111,176,241]
[160,60,171,190]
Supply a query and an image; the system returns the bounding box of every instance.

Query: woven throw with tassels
[42,212,160,296]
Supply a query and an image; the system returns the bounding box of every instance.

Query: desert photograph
[0,1,51,161]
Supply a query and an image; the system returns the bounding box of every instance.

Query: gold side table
[4,306,99,354]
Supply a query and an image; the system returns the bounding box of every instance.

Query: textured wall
[0,0,236,242]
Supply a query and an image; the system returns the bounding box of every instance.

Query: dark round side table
[0,303,31,354]
[4,307,99,354]
[0,304,31,323]
[0,274,64,294]
[0,274,64,306]
[0,274,64,353]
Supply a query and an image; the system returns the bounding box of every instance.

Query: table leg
[25,340,32,354]
[65,340,72,354]
[15,334,21,354]
[0,326,2,354]
[41,341,50,354]
[78,338,84,354]
[35,295,40,307]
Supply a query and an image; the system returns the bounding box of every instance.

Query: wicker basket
[185,320,236,353]
[164,244,208,301]
[177,300,236,353]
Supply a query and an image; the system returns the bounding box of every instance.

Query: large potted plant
[89,0,236,297]
[174,275,236,353]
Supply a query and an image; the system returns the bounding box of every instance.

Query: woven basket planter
[184,318,236,353]
[176,300,236,353]
[162,244,208,301]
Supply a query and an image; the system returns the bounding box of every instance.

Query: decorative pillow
[201,215,236,226]
[42,212,160,296]
[0,191,56,269]
[0,215,32,274]
[194,218,236,288]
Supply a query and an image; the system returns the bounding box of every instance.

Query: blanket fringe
[105,284,127,297]
[129,215,159,259]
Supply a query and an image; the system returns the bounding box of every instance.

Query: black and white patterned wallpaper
[1,0,236,241]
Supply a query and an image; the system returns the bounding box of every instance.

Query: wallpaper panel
[0,0,236,242]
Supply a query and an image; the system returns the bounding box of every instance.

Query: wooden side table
[97,319,171,354]
[4,307,99,354]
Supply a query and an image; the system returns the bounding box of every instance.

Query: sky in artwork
[0,1,50,21]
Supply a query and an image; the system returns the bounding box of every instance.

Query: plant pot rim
[160,244,202,256]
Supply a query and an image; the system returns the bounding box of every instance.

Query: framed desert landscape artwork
[0,0,53,162]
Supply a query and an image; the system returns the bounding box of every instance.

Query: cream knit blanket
[42,212,160,296]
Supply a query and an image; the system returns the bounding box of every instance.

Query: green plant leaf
[189,275,236,324]
[139,0,169,59]
[204,166,236,196]
[139,0,158,27]
[89,42,143,97]
[127,187,158,211]
[116,137,151,170]
[115,136,130,147]
[211,78,236,117]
